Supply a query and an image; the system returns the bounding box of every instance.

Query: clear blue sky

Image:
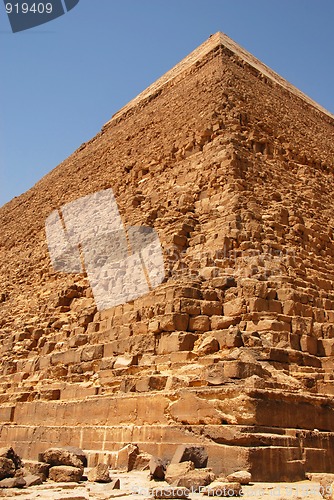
[1,0,334,207]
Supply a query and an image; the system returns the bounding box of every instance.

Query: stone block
[318,339,334,357]
[113,354,138,369]
[80,344,104,362]
[180,298,201,315]
[300,335,318,356]
[49,465,83,482]
[210,316,239,330]
[213,329,243,349]
[22,460,50,481]
[189,315,210,332]
[116,444,139,472]
[223,298,245,317]
[195,336,219,355]
[158,333,197,354]
[41,447,85,469]
[160,313,189,332]
[87,463,111,482]
[201,301,223,316]
[224,361,267,379]
[165,461,194,484]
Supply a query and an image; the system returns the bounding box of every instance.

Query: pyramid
[1,32,334,481]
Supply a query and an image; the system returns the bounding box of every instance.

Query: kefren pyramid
[1,32,334,481]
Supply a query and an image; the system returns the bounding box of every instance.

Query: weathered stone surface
[0,448,21,471]
[49,465,83,483]
[133,452,152,471]
[171,445,208,468]
[149,456,166,480]
[87,463,111,483]
[41,448,85,469]
[226,470,251,485]
[165,462,194,485]
[116,444,139,472]
[0,31,334,484]
[0,458,15,480]
[23,473,43,486]
[23,460,50,480]
[0,476,26,489]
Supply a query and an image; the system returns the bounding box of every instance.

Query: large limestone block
[41,447,85,469]
[49,465,83,482]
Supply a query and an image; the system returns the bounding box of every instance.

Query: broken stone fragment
[165,461,194,485]
[149,456,166,480]
[87,463,111,483]
[0,476,26,489]
[0,457,15,480]
[116,444,139,472]
[0,447,22,470]
[171,445,208,468]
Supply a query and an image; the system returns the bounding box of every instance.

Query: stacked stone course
[0,33,334,481]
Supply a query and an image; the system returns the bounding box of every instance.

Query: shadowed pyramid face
[3,0,80,33]
[45,188,165,311]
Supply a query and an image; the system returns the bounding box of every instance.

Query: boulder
[0,476,26,489]
[226,470,251,485]
[0,447,22,470]
[172,468,215,491]
[62,446,87,467]
[116,444,139,472]
[22,460,50,481]
[87,463,111,483]
[202,481,242,497]
[0,457,15,480]
[49,465,83,483]
[171,445,208,468]
[41,447,84,469]
[149,456,166,480]
[165,461,194,485]
[152,486,190,499]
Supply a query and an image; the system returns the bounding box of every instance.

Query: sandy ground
[0,471,327,500]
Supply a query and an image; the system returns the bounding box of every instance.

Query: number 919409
[5,3,53,14]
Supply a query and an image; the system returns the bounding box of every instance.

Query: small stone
[226,470,251,485]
